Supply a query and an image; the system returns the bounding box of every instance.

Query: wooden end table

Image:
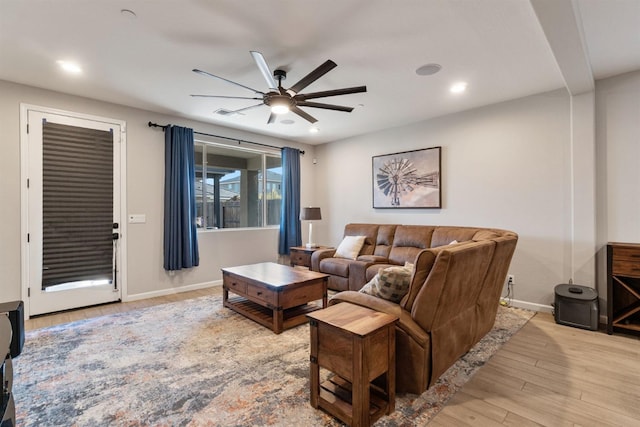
[222,262,328,334]
[307,302,398,427]
[290,245,332,268]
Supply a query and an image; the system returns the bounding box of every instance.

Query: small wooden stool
[307,302,398,427]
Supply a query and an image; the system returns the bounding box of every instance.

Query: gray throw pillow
[359,264,413,303]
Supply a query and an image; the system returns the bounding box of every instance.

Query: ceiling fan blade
[290,106,318,124]
[267,112,276,124]
[228,103,264,114]
[288,60,337,94]
[296,101,354,112]
[193,69,265,95]
[191,94,262,100]
[294,86,367,101]
[250,51,278,90]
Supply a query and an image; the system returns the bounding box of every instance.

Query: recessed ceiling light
[280,119,295,125]
[450,82,467,94]
[56,60,82,74]
[416,63,442,76]
[309,127,319,134]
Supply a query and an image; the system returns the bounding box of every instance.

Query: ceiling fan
[191,51,367,124]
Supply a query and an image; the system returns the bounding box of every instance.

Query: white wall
[0,80,316,304]
[315,89,572,308]
[595,70,640,300]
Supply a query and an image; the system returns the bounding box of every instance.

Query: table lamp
[300,207,322,249]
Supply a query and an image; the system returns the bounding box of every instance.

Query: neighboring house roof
[194,181,238,201]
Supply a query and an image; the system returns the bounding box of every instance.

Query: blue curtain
[278,147,302,255]
[164,125,199,271]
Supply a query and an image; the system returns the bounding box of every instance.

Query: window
[194,142,281,229]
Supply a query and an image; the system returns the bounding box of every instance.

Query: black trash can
[554,284,599,331]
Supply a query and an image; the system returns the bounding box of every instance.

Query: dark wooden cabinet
[1,316,14,426]
[607,242,640,335]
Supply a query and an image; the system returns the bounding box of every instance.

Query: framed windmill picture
[372,147,441,209]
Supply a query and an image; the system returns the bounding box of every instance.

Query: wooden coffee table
[222,262,328,334]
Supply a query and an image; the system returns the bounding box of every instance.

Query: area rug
[13,289,534,426]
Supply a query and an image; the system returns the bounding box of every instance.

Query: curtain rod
[147,121,304,155]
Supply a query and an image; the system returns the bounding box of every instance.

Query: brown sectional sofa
[311,223,517,394]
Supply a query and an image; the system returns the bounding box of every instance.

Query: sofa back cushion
[373,224,398,258]
[388,225,433,265]
[474,235,518,339]
[410,240,496,332]
[401,248,439,310]
[471,229,503,241]
[430,227,479,248]
[344,223,379,256]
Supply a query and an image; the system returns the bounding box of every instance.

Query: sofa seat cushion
[357,255,389,263]
[359,264,413,303]
[319,258,352,277]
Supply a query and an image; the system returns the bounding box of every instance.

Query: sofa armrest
[329,291,429,347]
[347,260,375,290]
[311,248,336,271]
[330,290,401,314]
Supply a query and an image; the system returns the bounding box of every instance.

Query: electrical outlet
[507,274,515,285]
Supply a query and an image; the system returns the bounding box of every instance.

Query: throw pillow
[359,265,413,303]
[334,235,366,260]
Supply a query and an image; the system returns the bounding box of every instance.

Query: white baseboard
[508,299,554,313]
[508,299,610,324]
[123,280,222,302]
[122,285,577,319]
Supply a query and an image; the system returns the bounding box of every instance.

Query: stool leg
[387,326,396,414]
[309,321,319,408]
[353,337,369,427]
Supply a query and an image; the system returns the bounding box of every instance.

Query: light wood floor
[25,288,640,426]
[430,310,640,426]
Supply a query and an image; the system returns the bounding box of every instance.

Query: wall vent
[214,108,243,116]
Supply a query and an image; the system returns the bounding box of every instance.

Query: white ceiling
[1,0,638,144]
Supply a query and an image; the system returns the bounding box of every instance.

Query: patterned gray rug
[13,288,533,426]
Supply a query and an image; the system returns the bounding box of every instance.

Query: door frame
[20,104,128,318]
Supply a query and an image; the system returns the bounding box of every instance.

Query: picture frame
[372,146,441,209]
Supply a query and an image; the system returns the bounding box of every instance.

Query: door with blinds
[24,107,125,316]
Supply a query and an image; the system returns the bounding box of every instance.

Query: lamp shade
[300,207,322,221]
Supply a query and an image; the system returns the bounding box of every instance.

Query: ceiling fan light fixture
[271,104,290,115]
[267,95,292,115]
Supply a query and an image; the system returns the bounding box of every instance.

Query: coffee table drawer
[225,277,248,294]
[247,284,274,305]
